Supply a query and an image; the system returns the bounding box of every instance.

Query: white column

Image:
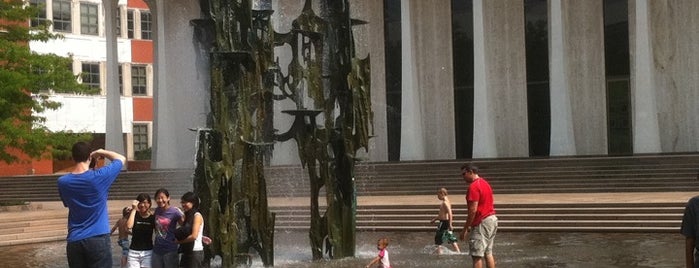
[399,0,425,160]
[471,0,496,158]
[151,0,168,168]
[548,0,576,156]
[631,0,661,153]
[351,0,388,161]
[151,0,209,169]
[103,0,126,162]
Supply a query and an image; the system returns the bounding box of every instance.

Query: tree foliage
[0,0,96,164]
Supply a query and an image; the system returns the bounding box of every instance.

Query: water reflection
[0,232,683,267]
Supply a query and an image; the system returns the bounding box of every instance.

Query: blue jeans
[151,251,179,268]
[66,234,112,268]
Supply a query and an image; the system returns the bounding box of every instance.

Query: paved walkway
[5,191,695,214]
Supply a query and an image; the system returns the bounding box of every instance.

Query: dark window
[140,12,152,40]
[604,0,632,155]
[52,0,72,32]
[80,3,99,35]
[118,65,123,94]
[524,0,551,156]
[384,0,401,161]
[127,10,134,39]
[81,63,100,90]
[133,124,149,152]
[29,0,48,28]
[116,9,122,37]
[452,0,474,159]
[131,65,147,95]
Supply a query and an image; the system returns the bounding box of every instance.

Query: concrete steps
[0,208,123,247]
[0,170,192,202]
[265,154,699,197]
[0,154,697,246]
[0,200,684,247]
[270,203,685,233]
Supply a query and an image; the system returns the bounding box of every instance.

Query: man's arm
[687,237,695,268]
[459,201,478,240]
[90,149,126,164]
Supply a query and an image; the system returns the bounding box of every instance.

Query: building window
[116,9,122,37]
[384,0,401,161]
[451,0,474,159]
[80,3,99,35]
[118,65,123,94]
[141,11,152,40]
[52,0,72,32]
[133,124,149,152]
[127,10,134,38]
[29,0,48,28]
[525,0,551,157]
[81,63,100,90]
[131,65,147,95]
[604,0,632,155]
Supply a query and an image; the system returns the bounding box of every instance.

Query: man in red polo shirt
[459,163,497,268]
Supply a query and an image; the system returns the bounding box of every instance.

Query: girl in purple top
[151,188,184,268]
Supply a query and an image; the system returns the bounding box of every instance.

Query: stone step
[268,180,699,193]
[275,219,680,228]
[267,186,699,197]
[0,201,682,247]
[0,229,67,245]
[4,218,67,229]
[0,170,193,202]
[276,225,681,233]
[0,235,68,247]
[268,202,682,232]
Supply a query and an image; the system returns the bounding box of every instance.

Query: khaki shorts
[468,215,498,257]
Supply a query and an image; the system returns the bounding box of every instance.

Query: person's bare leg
[485,254,495,268]
[472,256,483,268]
[452,242,460,253]
[432,245,442,255]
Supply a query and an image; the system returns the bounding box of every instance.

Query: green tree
[0,0,96,164]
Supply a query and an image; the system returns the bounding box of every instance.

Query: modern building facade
[26,0,155,173]
[7,0,696,175]
[146,0,698,170]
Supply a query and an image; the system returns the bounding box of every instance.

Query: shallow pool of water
[0,231,683,267]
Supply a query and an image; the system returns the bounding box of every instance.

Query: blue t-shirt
[57,159,123,242]
[682,196,699,246]
[153,206,183,254]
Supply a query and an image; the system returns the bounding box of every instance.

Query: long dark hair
[181,191,200,224]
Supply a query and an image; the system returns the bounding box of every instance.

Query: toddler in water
[365,237,391,268]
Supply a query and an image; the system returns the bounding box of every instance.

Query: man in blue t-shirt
[57,142,126,268]
[682,195,699,268]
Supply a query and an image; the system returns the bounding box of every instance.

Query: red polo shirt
[466,177,496,226]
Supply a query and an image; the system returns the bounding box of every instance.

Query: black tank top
[130,213,155,250]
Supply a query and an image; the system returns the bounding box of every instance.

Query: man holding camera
[58,142,126,268]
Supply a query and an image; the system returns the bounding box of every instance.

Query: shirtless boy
[430,187,461,254]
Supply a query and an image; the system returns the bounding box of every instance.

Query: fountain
[190,0,371,266]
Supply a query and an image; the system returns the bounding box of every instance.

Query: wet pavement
[0,231,684,267]
[1,192,693,267]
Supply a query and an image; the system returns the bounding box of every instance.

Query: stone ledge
[0,202,41,213]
